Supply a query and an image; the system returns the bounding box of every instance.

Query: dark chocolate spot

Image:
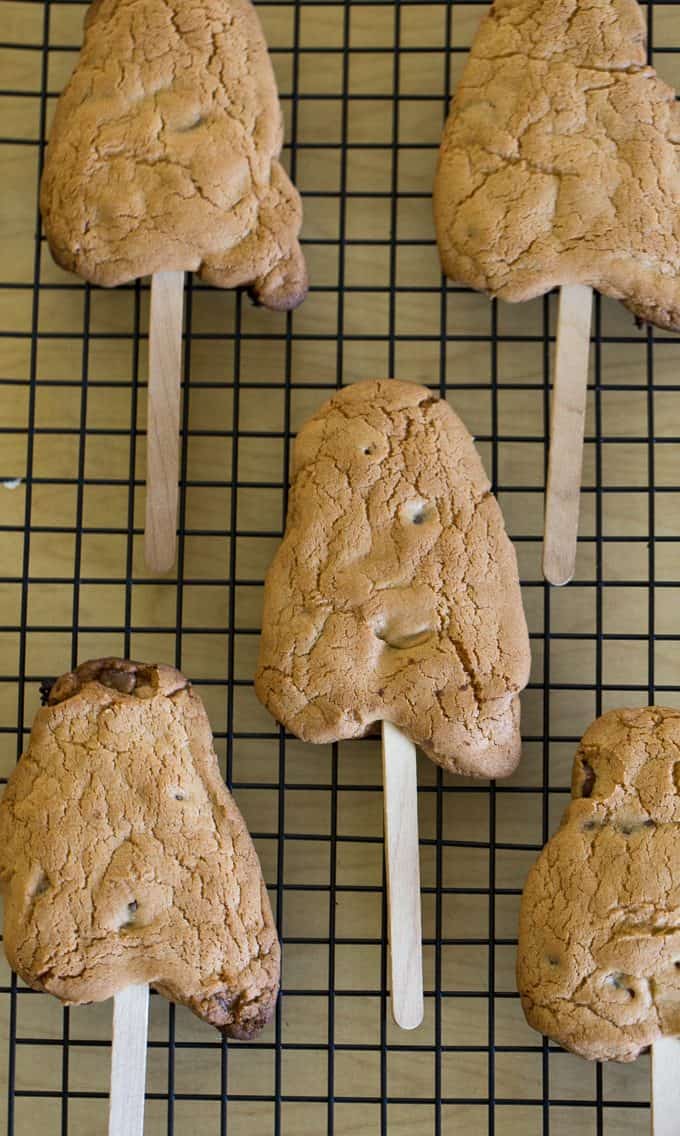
[47,659,159,705]
[100,668,136,695]
[609,973,635,997]
[619,817,655,835]
[578,759,595,798]
[39,679,55,706]
[213,991,236,1017]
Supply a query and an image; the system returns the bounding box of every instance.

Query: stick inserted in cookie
[543,285,593,587]
[381,721,424,1030]
[651,1037,680,1136]
[256,381,530,1030]
[145,271,185,573]
[109,983,149,1136]
[39,0,309,577]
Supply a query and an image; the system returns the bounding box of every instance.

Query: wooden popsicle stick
[381,720,424,1031]
[145,270,185,574]
[651,1037,680,1136]
[543,283,594,587]
[108,983,150,1136]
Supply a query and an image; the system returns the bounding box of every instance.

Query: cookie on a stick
[518,708,680,1131]
[0,659,279,1135]
[40,0,307,572]
[434,0,680,584]
[256,379,530,1027]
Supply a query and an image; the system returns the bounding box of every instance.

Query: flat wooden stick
[543,283,594,587]
[109,983,150,1136]
[381,720,424,1030]
[145,270,185,573]
[651,1038,680,1136]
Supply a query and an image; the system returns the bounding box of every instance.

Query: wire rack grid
[1,0,679,1132]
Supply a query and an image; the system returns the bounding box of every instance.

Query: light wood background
[2,0,680,1132]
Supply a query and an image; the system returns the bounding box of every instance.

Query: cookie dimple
[120,900,138,931]
[375,624,435,651]
[606,973,637,998]
[618,816,655,835]
[31,870,49,899]
[403,500,436,527]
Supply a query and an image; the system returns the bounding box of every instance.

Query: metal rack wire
[0,0,674,1131]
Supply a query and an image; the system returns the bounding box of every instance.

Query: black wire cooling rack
[1,0,678,1132]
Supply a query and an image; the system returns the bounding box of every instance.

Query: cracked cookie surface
[518,707,680,1062]
[40,0,307,310]
[434,0,680,330]
[0,658,280,1039]
[255,380,530,777]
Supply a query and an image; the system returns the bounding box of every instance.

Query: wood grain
[145,270,185,574]
[109,984,149,1136]
[543,283,594,587]
[651,1037,680,1136]
[381,721,424,1031]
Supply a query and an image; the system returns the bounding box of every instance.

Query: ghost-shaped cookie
[434,0,680,330]
[40,0,307,310]
[518,707,680,1062]
[0,658,279,1039]
[255,380,530,778]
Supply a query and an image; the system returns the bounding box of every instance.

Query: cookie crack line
[39,0,308,311]
[434,0,680,331]
[518,706,680,1062]
[255,379,530,779]
[0,658,281,1040]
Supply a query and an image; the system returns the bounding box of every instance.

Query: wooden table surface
[2,0,680,1132]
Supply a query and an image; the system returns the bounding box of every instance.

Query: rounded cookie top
[0,657,279,1039]
[40,0,307,310]
[434,0,680,330]
[256,379,530,778]
[518,706,680,1062]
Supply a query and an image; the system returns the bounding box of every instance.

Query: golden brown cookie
[255,380,530,778]
[434,0,680,330]
[0,658,279,1039]
[518,707,680,1062]
[40,0,307,310]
